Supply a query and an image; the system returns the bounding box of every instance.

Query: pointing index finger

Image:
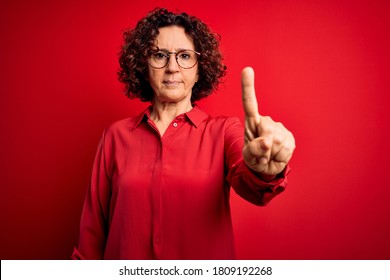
[241,67,260,118]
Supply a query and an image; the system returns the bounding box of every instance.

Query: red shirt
[72,106,289,260]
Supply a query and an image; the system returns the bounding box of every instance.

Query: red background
[1,0,389,259]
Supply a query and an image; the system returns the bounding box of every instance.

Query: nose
[165,53,180,73]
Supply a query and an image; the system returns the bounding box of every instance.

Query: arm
[72,130,112,259]
[241,67,295,177]
[225,67,295,206]
[225,117,290,206]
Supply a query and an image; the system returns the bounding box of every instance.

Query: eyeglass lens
[150,50,199,69]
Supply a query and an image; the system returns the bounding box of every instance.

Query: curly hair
[117,8,227,102]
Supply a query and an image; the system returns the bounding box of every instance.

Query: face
[148,26,199,104]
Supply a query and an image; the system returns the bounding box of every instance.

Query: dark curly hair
[118,8,227,102]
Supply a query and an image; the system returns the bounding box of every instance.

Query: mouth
[163,80,181,87]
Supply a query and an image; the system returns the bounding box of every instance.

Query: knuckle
[262,126,273,135]
[259,121,274,134]
[273,134,284,145]
[262,116,274,123]
[284,139,296,152]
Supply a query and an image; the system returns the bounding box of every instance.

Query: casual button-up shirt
[72,105,289,260]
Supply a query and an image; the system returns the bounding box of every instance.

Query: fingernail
[260,157,268,165]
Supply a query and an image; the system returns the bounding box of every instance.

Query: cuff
[241,159,290,194]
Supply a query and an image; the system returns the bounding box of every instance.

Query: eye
[178,51,193,60]
[152,51,168,60]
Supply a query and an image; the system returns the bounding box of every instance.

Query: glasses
[148,49,201,69]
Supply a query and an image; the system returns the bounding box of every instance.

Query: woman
[72,8,295,260]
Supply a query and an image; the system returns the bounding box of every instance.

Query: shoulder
[190,107,243,144]
[210,115,241,125]
[103,118,132,137]
[103,108,148,139]
[107,117,133,131]
[206,114,243,132]
[192,105,242,128]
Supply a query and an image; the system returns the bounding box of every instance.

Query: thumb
[243,136,273,166]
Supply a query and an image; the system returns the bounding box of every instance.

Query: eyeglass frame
[147,49,201,69]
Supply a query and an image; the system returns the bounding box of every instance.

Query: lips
[163,80,182,87]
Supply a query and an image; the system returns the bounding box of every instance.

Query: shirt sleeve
[224,117,290,206]
[71,130,112,259]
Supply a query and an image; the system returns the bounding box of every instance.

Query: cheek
[148,70,161,88]
[185,75,197,90]
[148,67,155,80]
[188,69,199,85]
[195,66,199,81]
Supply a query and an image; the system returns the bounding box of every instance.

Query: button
[155,237,160,244]
[173,123,178,127]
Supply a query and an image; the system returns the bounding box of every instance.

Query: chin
[158,90,189,102]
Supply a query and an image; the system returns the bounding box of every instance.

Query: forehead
[155,26,195,50]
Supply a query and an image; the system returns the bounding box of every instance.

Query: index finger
[241,67,259,118]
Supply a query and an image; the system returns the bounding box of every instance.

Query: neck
[150,99,193,136]
[151,99,192,121]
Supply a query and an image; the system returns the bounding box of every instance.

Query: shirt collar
[184,105,209,128]
[129,104,209,130]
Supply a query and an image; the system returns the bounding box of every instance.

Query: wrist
[247,166,277,182]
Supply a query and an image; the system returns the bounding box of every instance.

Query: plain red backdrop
[1,0,389,259]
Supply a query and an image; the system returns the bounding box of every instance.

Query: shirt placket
[145,118,162,259]
[151,146,162,259]
[148,115,185,259]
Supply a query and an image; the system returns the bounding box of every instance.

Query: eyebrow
[156,48,195,52]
